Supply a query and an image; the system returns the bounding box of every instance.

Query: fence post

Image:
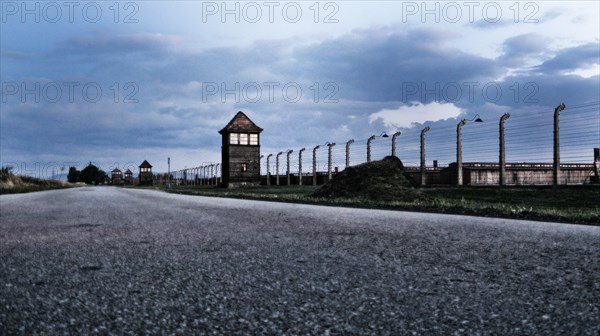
[259,155,264,185]
[298,148,305,185]
[594,148,600,183]
[345,139,354,168]
[327,143,336,181]
[367,135,375,162]
[499,113,510,186]
[391,131,401,157]
[266,154,273,186]
[553,103,566,188]
[286,149,293,185]
[215,163,219,186]
[313,145,320,185]
[276,152,283,186]
[420,126,430,186]
[457,119,466,186]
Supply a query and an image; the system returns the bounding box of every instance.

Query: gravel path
[1,187,599,335]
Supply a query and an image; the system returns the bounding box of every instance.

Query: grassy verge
[161,185,600,225]
[0,171,77,195]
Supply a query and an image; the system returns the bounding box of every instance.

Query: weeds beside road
[0,169,76,195]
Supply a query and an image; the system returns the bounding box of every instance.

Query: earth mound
[310,156,423,201]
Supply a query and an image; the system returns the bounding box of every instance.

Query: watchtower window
[241,163,248,172]
[239,133,249,145]
[249,134,258,145]
[229,133,238,145]
[229,133,258,145]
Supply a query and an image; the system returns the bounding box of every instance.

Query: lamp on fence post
[553,103,566,188]
[276,152,283,186]
[286,149,293,186]
[457,114,483,186]
[420,126,430,186]
[313,145,320,186]
[367,132,389,162]
[298,148,305,185]
[327,142,336,181]
[391,131,401,157]
[345,139,354,168]
[266,154,273,186]
[499,113,510,186]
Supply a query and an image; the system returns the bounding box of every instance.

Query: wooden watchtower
[219,111,263,188]
[138,160,153,186]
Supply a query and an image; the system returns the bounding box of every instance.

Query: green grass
[162,185,600,225]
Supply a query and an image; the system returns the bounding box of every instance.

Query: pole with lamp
[367,132,389,162]
[456,114,483,186]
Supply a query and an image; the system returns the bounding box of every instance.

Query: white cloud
[368,102,463,128]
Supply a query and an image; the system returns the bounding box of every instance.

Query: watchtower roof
[139,160,152,168]
[112,168,122,173]
[219,111,263,134]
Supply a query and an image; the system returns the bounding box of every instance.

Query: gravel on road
[1,187,599,335]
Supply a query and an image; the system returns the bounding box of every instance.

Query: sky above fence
[1,1,599,177]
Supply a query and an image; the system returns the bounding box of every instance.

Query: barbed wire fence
[163,101,599,187]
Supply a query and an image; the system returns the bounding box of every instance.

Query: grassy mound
[311,156,424,201]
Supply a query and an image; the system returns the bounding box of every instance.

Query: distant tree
[67,167,80,183]
[78,162,108,185]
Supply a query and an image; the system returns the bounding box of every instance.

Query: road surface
[1,187,599,334]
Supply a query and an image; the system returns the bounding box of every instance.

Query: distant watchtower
[124,169,134,185]
[111,168,122,185]
[219,111,263,188]
[138,160,153,186]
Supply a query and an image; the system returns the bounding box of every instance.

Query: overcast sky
[1,1,599,175]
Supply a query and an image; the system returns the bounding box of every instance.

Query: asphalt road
[1,187,599,335]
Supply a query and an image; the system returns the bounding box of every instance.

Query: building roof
[139,160,152,168]
[112,168,122,173]
[125,169,133,174]
[219,111,263,134]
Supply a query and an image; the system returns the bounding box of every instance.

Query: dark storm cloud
[2,26,598,170]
